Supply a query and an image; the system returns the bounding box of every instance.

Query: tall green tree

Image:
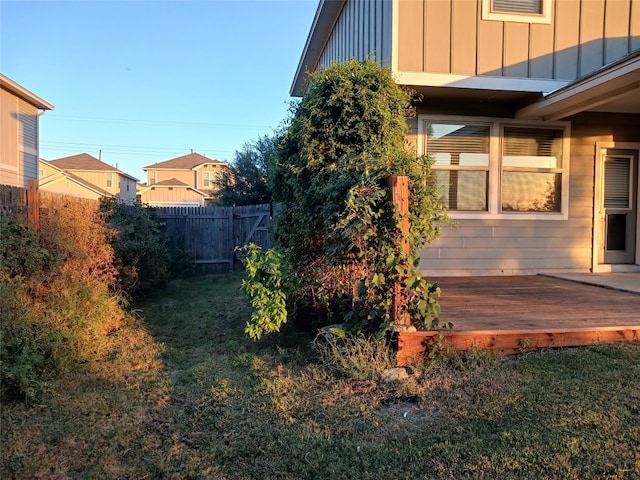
[213,134,276,206]
[271,59,447,331]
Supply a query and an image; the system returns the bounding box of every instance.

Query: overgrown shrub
[0,195,131,403]
[268,59,447,334]
[99,198,174,296]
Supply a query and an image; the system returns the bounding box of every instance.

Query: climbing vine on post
[243,59,448,337]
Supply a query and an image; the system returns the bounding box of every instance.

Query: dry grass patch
[2,272,640,479]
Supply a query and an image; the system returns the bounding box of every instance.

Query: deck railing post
[388,175,410,326]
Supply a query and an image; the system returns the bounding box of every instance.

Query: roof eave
[290,0,346,97]
[516,49,640,120]
[0,74,55,110]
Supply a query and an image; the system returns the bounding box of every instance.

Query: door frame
[593,142,640,272]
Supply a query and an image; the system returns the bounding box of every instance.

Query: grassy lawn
[2,272,639,479]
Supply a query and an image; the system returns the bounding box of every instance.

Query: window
[482,0,551,24]
[203,171,212,187]
[501,126,563,212]
[106,172,113,188]
[149,171,157,185]
[419,116,569,219]
[425,123,490,211]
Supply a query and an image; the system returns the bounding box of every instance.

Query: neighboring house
[0,74,54,188]
[136,178,211,207]
[39,159,113,200]
[292,0,640,276]
[140,152,229,206]
[46,153,139,203]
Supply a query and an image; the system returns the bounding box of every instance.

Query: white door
[600,149,638,265]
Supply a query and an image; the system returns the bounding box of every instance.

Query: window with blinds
[492,0,542,14]
[501,126,564,212]
[604,156,632,209]
[421,117,568,217]
[426,123,490,211]
[482,0,551,24]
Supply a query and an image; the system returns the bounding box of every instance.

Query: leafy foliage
[270,59,447,333]
[212,134,276,206]
[0,196,128,403]
[99,198,173,296]
[239,244,288,340]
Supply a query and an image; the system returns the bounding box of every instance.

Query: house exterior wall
[40,175,104,200]
[140,187,206,207]
[195,163,227,192]
[418,112,640,277]
[0,89,39,188]
[397,0,640,80]
[116,175,137,203]
[150,169,194,185]
[65,170,136,202]
[318,0,392,70]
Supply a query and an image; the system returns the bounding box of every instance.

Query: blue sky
[0,0,318,181]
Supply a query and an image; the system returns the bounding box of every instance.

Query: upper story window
[482,0,552,24]
[419,115,570,220]
[203,171,215,188]
[149,170,157,185]
[106,172,113,188]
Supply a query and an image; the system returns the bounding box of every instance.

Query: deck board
[396,275,640,365]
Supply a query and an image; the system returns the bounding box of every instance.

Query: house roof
[290,0,346,97]
[143,152,226,171]
[137,177,209,197]
[48,153,139,182]
[516,49,640,121]
[39,159,113,197]
[0,74,55,110]
[154,178,191,187]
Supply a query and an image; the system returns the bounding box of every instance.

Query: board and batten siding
[418,112,640,277]
[318,0,392,70]
[141,186,206,206]
[151,169,194,186]
[397,0,640,80]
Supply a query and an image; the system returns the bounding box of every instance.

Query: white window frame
[482,0,552,24]
[203,171,212,188]
[417,114,570,220]
[106,172,113,189]
[149,170,157,185]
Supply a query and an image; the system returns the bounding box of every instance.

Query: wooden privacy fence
[155,203,279,270]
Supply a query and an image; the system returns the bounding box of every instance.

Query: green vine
[239,244,288,340]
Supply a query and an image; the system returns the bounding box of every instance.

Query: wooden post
[27,179,40,231]
[388,176,410,326]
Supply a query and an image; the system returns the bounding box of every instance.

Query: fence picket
[155,203,277,270]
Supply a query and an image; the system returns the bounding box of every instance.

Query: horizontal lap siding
[420,112,640,276]
[420,216,593,276]
[398,0,640,80]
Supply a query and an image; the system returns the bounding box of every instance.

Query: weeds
[314,327,395,381]
[2,272,640,479]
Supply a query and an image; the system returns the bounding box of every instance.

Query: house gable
[0,74,54,188]
[48,153,139,203]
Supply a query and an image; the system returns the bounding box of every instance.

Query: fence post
[388,176,410,327]
[27,180,40,231]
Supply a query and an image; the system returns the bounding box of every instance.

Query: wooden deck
[397,275,640,365]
